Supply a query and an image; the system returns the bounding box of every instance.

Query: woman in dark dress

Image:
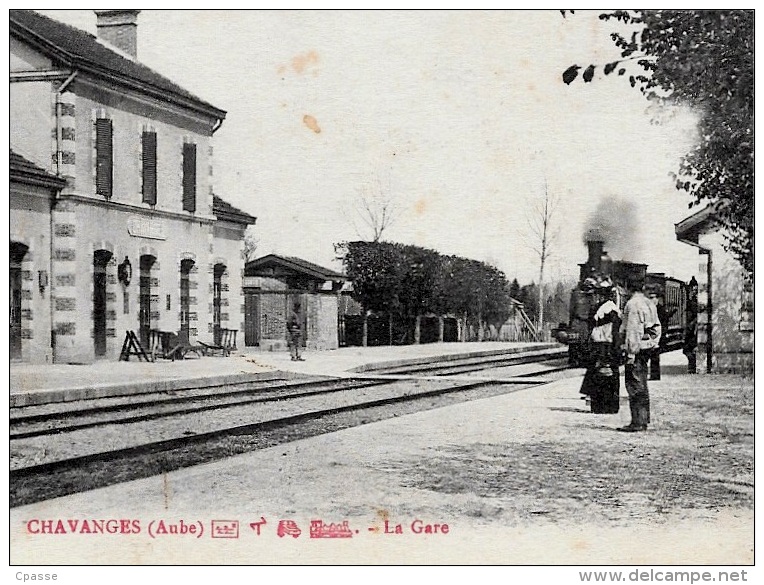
[578,278,599,400]
[585,279,622,414]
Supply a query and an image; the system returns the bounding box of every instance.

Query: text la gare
[382,519,449,535]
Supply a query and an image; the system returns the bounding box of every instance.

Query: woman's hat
[581,277,598,293]
[597,278,614,290]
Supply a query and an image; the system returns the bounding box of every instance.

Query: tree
[398,245,441,343]
[518,282,539,325]
[562,10,754,276]
[545,278,576,329]
[350,171,400,242]
[335,241,406,346]
[481,265,512,331]
[336,240,513,344]
[509,278,521,301]
[524,178,559,333]
[241,226,259,263]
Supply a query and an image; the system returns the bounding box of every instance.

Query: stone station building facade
[10,10,256,363]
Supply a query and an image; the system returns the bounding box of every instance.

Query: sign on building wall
[127,218,166,240]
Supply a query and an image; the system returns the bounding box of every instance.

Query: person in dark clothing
[683,277,699,374]
[587,279,622,414]
[577,277,600,400]
[287,303,304,361]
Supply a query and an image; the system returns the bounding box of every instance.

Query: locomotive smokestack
[582,196,641,261]
[587,240,604,272]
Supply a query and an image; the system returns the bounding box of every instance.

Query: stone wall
[10,185,54,363]
[698,231,754,373]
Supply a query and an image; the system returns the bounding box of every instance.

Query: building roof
[10,150,67,190]
[10,10,226,122]
[675,204,720,245]
[246,254,346,282]
[212,195,257,225]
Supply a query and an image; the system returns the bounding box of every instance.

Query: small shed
[243,255,346,351]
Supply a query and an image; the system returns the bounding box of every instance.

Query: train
[552,240,689,367]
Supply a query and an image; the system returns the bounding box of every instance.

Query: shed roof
[10,10,226,121]
[246,254,346,282]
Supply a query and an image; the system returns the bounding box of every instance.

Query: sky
[35,9,706,285]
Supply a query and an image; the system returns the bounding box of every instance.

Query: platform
[10,341,563,407]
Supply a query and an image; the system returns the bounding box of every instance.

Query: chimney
[587,240,604,273]
[95,10,140,58]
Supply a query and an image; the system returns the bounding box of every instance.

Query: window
[142,130,157,205]
[95,118,113,198]
[182,142,197,212]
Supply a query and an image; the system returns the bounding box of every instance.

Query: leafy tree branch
[562,10,753,275]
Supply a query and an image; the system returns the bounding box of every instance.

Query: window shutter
[142,131,157,205]
[95,118,113,198]
[182,143,197,212]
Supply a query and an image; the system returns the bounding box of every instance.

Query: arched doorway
[139,254,157,347]
[213,263,226,345]
[180,259,194,339]
[93,249,113,357]
[10,242,29,360]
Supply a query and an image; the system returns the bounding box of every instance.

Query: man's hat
[644,282,661,296]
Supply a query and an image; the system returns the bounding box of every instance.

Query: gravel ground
[9,363,753,565]
[390,372,754,527]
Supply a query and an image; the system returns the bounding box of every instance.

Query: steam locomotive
[553,240,689,367]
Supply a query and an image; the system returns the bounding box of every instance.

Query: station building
[675,205,754,373]
[10,10,256,363]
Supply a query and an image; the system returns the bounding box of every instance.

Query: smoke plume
[583,196,642,261]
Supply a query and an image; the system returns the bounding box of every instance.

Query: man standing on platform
[618,280,661,432]
[287,302,305,361]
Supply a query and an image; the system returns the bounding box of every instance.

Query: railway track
[362,347,568,376]
[10,349,579,507]
[10,376,389,440]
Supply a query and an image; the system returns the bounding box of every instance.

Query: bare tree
[525,178,560,336]
[241,226,259,263]
[351,171,399,242]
